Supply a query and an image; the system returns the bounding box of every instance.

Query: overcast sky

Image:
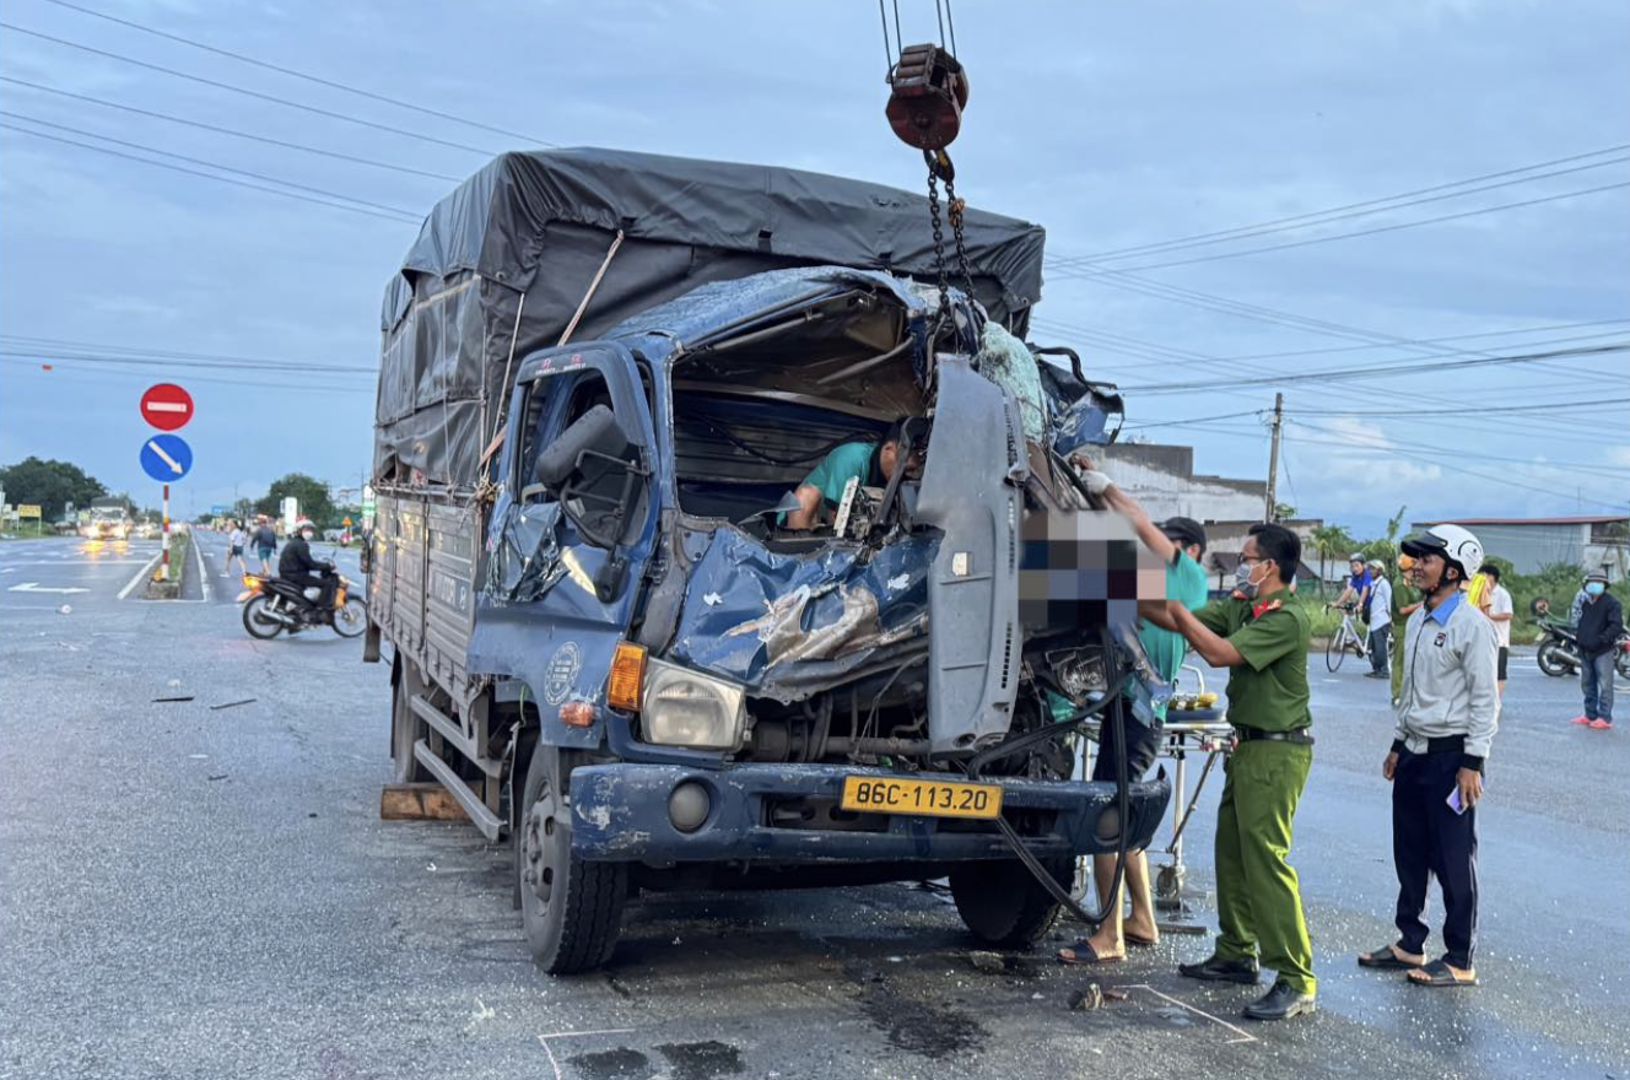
[1,0,1626,535]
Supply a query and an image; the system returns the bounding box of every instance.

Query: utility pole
[1264,392,1284,523]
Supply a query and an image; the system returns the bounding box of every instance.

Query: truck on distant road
[84,497,130,542]
[365,149,1170,972]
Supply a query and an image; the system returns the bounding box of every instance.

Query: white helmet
[295,517,316,533]
[1401,524,1483,581]
[1348,552,1365,563]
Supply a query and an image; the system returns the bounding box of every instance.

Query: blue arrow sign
[140,434,193,482]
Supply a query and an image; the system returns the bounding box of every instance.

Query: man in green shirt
[1057,461,1210,965]
[1142,522,1317,1021]
[783,418,923,530]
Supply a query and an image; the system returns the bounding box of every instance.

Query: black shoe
[1243,980,1317,1021]
[1178,955,1260,985]
[1364,670,1389,679]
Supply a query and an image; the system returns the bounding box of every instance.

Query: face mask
[301,531,315,541]
[1234,560,1264,598]
[1586,582,1606,597]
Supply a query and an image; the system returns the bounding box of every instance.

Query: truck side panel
[423,501,479,696]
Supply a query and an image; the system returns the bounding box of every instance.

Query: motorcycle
[238,570,366,640]
[1531,597,1630,679]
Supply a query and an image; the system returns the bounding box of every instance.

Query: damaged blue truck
[364,149,1172,973]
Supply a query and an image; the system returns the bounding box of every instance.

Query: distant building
[1098,442,1268,523]
[1095,441,1325,588]
[1412,516,1629,580]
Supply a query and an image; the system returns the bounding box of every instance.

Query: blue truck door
[470,343,660,747]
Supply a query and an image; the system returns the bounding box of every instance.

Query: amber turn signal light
[607,642,647,712]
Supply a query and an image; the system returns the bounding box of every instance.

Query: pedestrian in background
[1359,525,1498,988]
[226,520,249,576]
[1390,552,1424,704]
[251,515,278,575]
[1478,564,1513,697]
[1572,570,1623,731]
[1143,523,1317,1022]
[1366,558,1393,680]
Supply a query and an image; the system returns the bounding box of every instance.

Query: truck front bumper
[569,763,1170,864]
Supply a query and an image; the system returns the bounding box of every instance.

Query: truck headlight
[640,658,747,751]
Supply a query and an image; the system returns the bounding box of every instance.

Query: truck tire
[517,746,626,973]
[950,857,1070,947]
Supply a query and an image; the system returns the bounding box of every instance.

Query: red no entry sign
[140,383,194,431]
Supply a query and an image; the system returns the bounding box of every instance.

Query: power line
[1,110,425,218]
[1049,145,1630,266]
[1292,395,1630,419]
[1286,418,1630,478]
[0,356,374,393]
[0,347,376,377]
[0,75,462,182]
[0,21,497,156]
[1045,181,1630,275]
[0,122,419,224]
[1168,419,1630,512]
[1115,342,1630,395]
[1119,409,1264,431]
[0,333,361,370]
[34,0,559,147]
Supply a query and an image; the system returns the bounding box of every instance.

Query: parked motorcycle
[1534,617,1582,677]
[238,571,366,639]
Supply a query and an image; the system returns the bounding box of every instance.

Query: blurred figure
[1572,570,1623,730]
[1365,559,1392,680]
[226,520,249,576]
[251,515,278,575]
[1477,565,1513,697]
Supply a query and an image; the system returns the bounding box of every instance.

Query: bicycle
[1324,601,1370,672]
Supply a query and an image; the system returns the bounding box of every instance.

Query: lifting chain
[924,149,977,337]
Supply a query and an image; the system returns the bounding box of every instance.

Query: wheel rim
[521,784,561,909]
[332,598,366,637]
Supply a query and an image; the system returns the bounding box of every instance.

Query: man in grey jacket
[1357,524,1498,989]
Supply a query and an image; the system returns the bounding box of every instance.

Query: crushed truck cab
[366,150,1170,973]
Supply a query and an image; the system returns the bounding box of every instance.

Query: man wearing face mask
[1573,569,1623,730]
[279,518,337,610]
[1140,523,1317,1021]
[1359,524,1498,988]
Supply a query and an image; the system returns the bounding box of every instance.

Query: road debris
[57,605,72,615]
[206,773,229,782]
[209,698,257,711]
[1069,983,1104,1011]
[968,951,1005,974]
[152,695,195,703]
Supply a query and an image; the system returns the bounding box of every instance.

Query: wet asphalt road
[1,533,1626,1080]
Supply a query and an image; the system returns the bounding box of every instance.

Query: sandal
[1357,944,1423,970]
[1126,933,1157,949]
[1058,940,1124,965]
[1408,959,1477,987]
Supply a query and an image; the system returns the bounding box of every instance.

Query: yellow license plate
[840,775,1003,820]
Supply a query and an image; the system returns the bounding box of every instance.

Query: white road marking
[8,583,89,594]
[118,553,164,600]
[194,534,211,602]
[146,439,184,474]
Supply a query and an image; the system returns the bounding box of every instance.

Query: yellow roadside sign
[17,505,41,518]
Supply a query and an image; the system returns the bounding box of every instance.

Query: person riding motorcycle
[278,519,337,611]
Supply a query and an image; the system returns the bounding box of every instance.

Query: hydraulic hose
[964,654,1136,931]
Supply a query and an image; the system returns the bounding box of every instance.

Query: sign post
[139,385,194,582]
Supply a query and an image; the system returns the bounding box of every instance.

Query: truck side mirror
[534,405,630,489]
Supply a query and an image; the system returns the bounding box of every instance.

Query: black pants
[1392,748,1478,969]
[1369,624,1391,674]
[292,572,336,610]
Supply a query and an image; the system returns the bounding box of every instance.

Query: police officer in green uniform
[1141,522,1317,1021]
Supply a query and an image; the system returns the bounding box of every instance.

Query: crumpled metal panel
[668,528,939,702]
[914,357,1028,753]
[483,501,569,604]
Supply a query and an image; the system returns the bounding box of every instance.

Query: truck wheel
[950,857,1070,947]
[517,746,626,973]
[390,674,429,783]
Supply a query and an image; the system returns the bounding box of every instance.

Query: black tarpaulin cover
[374,147,1047,489]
